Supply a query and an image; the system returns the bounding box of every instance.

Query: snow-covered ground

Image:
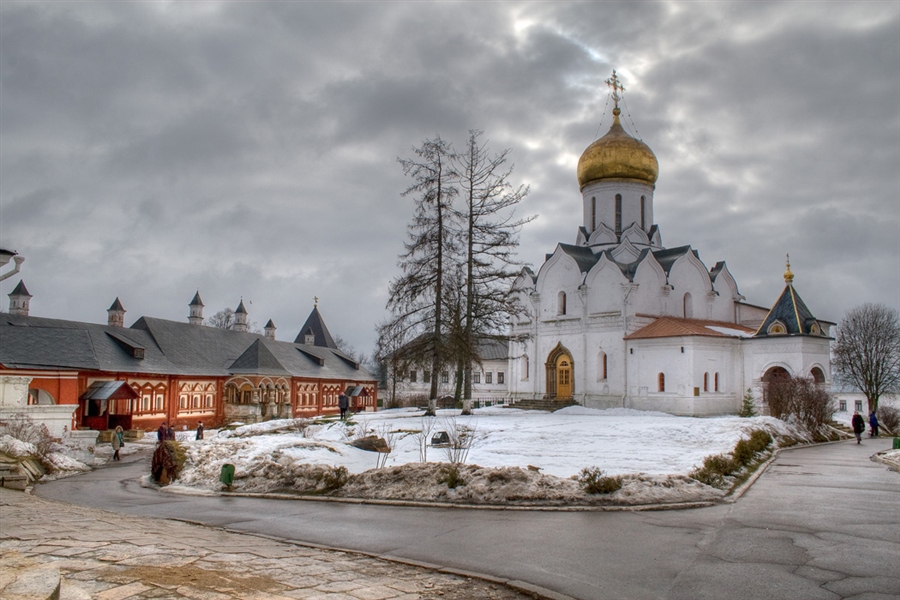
[162,406,805,505]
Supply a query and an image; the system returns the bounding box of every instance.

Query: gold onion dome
[577,107,659,189]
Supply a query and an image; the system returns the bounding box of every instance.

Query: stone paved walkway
[0,488,532,599]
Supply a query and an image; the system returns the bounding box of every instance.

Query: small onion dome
[577,108,659,189]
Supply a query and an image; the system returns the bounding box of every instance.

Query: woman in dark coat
[851,411,866,444]
[868,411,879,438]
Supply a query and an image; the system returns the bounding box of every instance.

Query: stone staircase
[507,398,579,412]
[825,420,854,438]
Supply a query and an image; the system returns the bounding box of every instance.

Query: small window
[839,400,846,412]
[473,372,481,384]
[441,371,449,384]
[640,195,646,230]
[423,371,431,383]
[486,372,493,384]
[409,370,417,383]
[703,372,709,392]
[591,196,596,231]
[497,372,504,384]
[855,400,862,412]
[523,356,529,380]
[615,194,622,235]
[658,373,665,392]
[599,351,607,381]
[714,373,720,392]
[558,291,567,316]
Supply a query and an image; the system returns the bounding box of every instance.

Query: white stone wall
[581,179,655,239]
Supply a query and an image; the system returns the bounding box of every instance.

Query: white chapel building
[507,73,832,416]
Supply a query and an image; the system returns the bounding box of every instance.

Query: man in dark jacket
[869,411,879,437]
[157,422,167,442]
[851,411,866,444]
[338,394,349,420]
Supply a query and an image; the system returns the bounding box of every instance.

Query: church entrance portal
[545,343,574,400]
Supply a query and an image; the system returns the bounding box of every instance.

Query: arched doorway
[545,343,574,400]
[810,367,825,385]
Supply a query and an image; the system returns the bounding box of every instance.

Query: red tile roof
[625,317,755,340]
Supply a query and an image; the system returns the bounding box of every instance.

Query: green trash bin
[893,438,900,450]
[219,463,235,487]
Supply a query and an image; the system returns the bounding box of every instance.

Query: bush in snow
[577,467,623,495]
[317,465,349,492]
[690,454,737,489]
[877,405,899,434]
[0,413,54,470]
[438,464,466,489]
[732,430,772,466]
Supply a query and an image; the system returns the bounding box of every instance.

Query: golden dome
[577,108,659,189]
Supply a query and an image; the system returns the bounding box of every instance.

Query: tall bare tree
[384,137,458,414]
[833,303,900,412]
[453,130,533,402]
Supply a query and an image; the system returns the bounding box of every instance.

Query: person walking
[166,424,176,441]
[338,394,349,420]
[196,421,204,440]
[851,411,866,444]
[157,422,167,442]
[111,425,124,461]
[869,411,879,438]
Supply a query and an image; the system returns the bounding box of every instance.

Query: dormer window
[767,321,787,335]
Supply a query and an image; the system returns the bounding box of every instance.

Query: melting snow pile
[168,407,801,505]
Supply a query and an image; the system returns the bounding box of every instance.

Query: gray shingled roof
[0,313,373,381]
[293,306,338,349]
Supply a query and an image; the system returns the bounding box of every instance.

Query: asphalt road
[35,438,900,600]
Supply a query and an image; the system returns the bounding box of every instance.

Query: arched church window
[598,351,607,380]
[640,196,646,230]
[558,291,567,315]
[658,372,665,392]
[767,321,786,335]
[703,372,709,392]
[523,355,529,380]
[714,372,720,392]
[591,197,596,231]
[615,194,622,235]
[683,293,693,318]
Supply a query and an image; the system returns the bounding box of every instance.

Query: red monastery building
[0,284,377,433]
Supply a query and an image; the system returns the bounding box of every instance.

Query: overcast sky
[2,1,898,358]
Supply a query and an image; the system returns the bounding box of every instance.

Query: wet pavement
[0,487,537,600]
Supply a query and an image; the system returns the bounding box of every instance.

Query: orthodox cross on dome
[605,69,626,112]
[314,296,318,307]
[784,254,794,284]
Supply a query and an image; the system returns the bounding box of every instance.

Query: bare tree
[206,307,261,334]
[384,137,459,415]
[453,130,534,402]
[333,335,368,365]
[206,308,235,330]
[833,303,900,412]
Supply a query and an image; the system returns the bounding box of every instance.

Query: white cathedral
[507,72,832,416]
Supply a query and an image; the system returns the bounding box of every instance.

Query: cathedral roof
[189,291,204,307]
[754,282,826,338]
[108,297,125,312]
[625,317,755,340]
[576,109,658,189]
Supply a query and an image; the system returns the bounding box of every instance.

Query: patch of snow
[705,325,754,338]
[0,434,37,457]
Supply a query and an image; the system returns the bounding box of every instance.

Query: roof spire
[314,296,318,308]
[605,69,625,117]
[784,253,794,285]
